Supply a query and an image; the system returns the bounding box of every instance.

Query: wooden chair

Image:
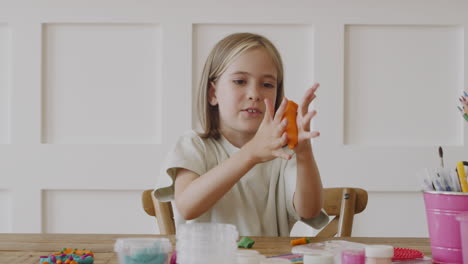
[142,189,176,235]
[142,187,368,237]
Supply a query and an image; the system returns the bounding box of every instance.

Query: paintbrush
[438,146,444,168]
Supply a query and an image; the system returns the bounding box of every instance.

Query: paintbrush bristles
[439,146,444,168]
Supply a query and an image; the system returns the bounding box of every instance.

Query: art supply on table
[39,248,94,264]
[268,253,303,264]
[176,223,238,264]
[423,191,468,263]
[291,237,310,246]
[456,161,468,192]
[292,240,366,264]
[391,248,423,261]
[458,91,468,121]
[364,245,394,264]
[342,248,365,264]
[239,236,256,248]
[113,238,171,264]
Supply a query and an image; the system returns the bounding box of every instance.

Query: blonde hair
[197,32,285,139]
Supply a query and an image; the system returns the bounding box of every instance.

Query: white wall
[0,0,467,237]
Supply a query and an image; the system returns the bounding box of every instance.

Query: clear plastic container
[304,253,334,264]
[114,237,172,264]
[237,250,266,264]
[176,223,239,264]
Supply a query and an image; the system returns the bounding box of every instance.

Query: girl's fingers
[272,149,292,160]
[273,97,288,123]
[299,84,319,116]
[274,118,288,138]
[300,110,317,130]
[263,98,274,122]
[307,131,320,138]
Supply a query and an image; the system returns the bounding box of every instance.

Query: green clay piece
[238,237,255,248]
[464,113,468,121]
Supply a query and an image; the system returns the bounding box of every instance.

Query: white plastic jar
[365,245,394,264]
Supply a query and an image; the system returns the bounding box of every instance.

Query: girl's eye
[263,83,275,88]
[233,80,246,85]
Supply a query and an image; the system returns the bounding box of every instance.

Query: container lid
[303,254,334,264]
[114,238,172,254]
[260,258,292,264]
[365,245,394,258]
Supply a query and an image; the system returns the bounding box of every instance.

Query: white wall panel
[0,24,9,144]
[0,190,11,232]
[344,25,463,146]
[43,190,158,234]
[352,191,428,237]
[42,23,162,144]
[193,24,315,128]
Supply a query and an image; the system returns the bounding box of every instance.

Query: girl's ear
[208,81,218,106]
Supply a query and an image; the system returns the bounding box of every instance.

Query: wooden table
[0,234,431,264]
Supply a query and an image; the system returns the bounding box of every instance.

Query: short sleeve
[283,154,329,230]
[154,131,207,202]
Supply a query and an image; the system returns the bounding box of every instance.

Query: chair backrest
[142,189,176,235]
[316,187,368,237]
[142,187,368,237]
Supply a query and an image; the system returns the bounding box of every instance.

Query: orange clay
[290,237,310,246]
[57,261,63,264]
[283,100,298,149]
[70,261,78,264]
[64,260,71,264]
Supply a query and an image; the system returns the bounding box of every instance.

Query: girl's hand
[244,97,292,163]
[294,83,320,154]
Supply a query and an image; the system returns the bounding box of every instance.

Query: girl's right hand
[244,97,292,163]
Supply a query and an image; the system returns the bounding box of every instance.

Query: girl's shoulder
[175,130,219,151]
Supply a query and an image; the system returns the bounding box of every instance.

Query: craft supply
[365,245,393,264]
[304,254,334,264]
[283,99,298,149]
[392,248,424,261]
[39,248,94,264]
[438,146,444,168]
[456,161,468,192]
[290,237,310,246]
[342,248,365,264]
[238,237,256,248]
[114,238,172,264]
[177,223,238,264]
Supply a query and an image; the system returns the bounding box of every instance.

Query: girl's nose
[248,85,261,101]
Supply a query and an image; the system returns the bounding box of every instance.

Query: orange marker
[290,237,310,246]
[283,100,298,149]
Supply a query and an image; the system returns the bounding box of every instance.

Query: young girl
[155,32,328,236]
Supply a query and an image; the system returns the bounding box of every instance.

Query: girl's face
[209,48,278,140]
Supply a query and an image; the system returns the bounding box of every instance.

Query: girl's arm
[292,83,324,219]
[174,148,257,220]
[175,98,290,220]
[293,142,324,219]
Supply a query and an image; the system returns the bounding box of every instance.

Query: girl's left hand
[294,83,320,153]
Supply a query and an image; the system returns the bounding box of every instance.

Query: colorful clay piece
[238,237,255,248]
[39,248,94,264]
[283,100,299,149]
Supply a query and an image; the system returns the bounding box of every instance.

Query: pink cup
[423,191,468,264]
[455,213,468,264]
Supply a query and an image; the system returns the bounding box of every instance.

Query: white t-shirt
[155,130,329,236]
